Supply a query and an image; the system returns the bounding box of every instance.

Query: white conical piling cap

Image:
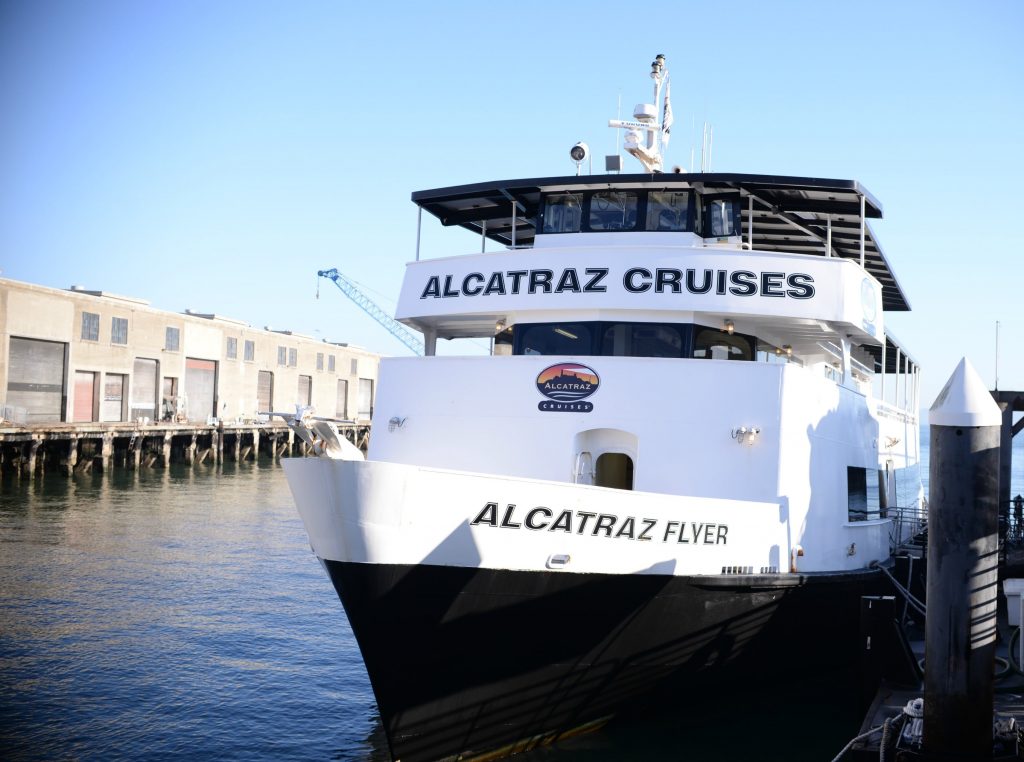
[929,357,1002,427]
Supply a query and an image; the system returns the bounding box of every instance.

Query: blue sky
[1,0,1022,407]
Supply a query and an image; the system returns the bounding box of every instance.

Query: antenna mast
[608,54,671,173]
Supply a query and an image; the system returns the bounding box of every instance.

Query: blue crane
[316,268,424,356]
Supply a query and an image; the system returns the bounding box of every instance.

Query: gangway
[317,268,424,356]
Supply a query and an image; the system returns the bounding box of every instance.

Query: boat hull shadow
[324,560,881,762]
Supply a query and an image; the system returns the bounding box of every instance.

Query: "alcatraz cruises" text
[420,266,814,300]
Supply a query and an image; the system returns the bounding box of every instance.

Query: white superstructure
[282,55,923,762]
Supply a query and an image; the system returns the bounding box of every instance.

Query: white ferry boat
[283,56,923,762]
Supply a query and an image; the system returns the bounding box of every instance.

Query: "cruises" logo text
[536,363,599,413]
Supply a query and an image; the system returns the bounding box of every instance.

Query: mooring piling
[924,357,1002,759]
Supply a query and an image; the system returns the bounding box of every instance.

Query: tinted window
[692,327,753,360]
[703,196,742,237]
[542,193,583,233]
[518,323,593,356]
[588,191,638,231]
[646,191,692,231]
[601,323,684,358]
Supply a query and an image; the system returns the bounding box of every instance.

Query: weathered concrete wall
[0,278,381,424]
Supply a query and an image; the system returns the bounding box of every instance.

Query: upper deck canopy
[411,172,910,312]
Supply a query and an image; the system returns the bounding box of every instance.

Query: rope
[870,560,926,617]
[829,723,885,762]
[1010,627,1023,675]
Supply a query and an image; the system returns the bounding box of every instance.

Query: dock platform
[0,420,371,476]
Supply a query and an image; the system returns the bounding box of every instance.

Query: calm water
[2,431,1023,761]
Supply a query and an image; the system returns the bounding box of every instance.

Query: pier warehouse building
[0,278,380,426]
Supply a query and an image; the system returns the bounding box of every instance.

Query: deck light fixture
[731,426,761,445]
[570,142,589,175]
[724,320,735,335]
[495,319,506,333]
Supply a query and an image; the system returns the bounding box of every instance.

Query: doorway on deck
[572,428,638,490]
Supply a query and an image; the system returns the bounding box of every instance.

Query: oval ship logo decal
[536,363,599,413]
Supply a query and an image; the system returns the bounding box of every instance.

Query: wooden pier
[0,420,372,477]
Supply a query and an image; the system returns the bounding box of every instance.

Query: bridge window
[693,327,753,360]
[702,195,742,238]
[601,323,685,358]
[647,191,693,231]
[519,323,593,356]
[542,193,583,233]
[514,321,756,360]
[588,191,638,231]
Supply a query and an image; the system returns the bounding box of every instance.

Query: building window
[336,379,348,418]
[298,375,312,405]
[277,346,287,366]
[244,340,255,362]
[316,352,324,371]
[288,348,297,367]
[328,355,336,372]
[165,326,180,352]
[226,337,238,359]
[111,317,128,345]
[357,378,374,418]
[351,358,359,375]
[81,312,100,341]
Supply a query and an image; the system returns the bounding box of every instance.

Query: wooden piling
[923,358,1002,760]
[25,440,40,477]
[65,438,78,477]
[100,433,113,472]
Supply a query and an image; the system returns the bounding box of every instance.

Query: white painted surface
[929,357,1002,427]
[284,458,787,576]
[396,245,884,342]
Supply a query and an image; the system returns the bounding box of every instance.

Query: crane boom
[317,268,424,356]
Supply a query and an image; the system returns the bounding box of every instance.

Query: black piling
[923,358,1002,760]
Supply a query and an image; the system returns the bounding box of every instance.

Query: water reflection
[0,459,381,761]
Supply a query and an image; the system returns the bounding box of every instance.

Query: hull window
[847,466,881,521]
[596,453,634,490]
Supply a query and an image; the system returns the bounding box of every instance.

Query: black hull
[324,560,881,762]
